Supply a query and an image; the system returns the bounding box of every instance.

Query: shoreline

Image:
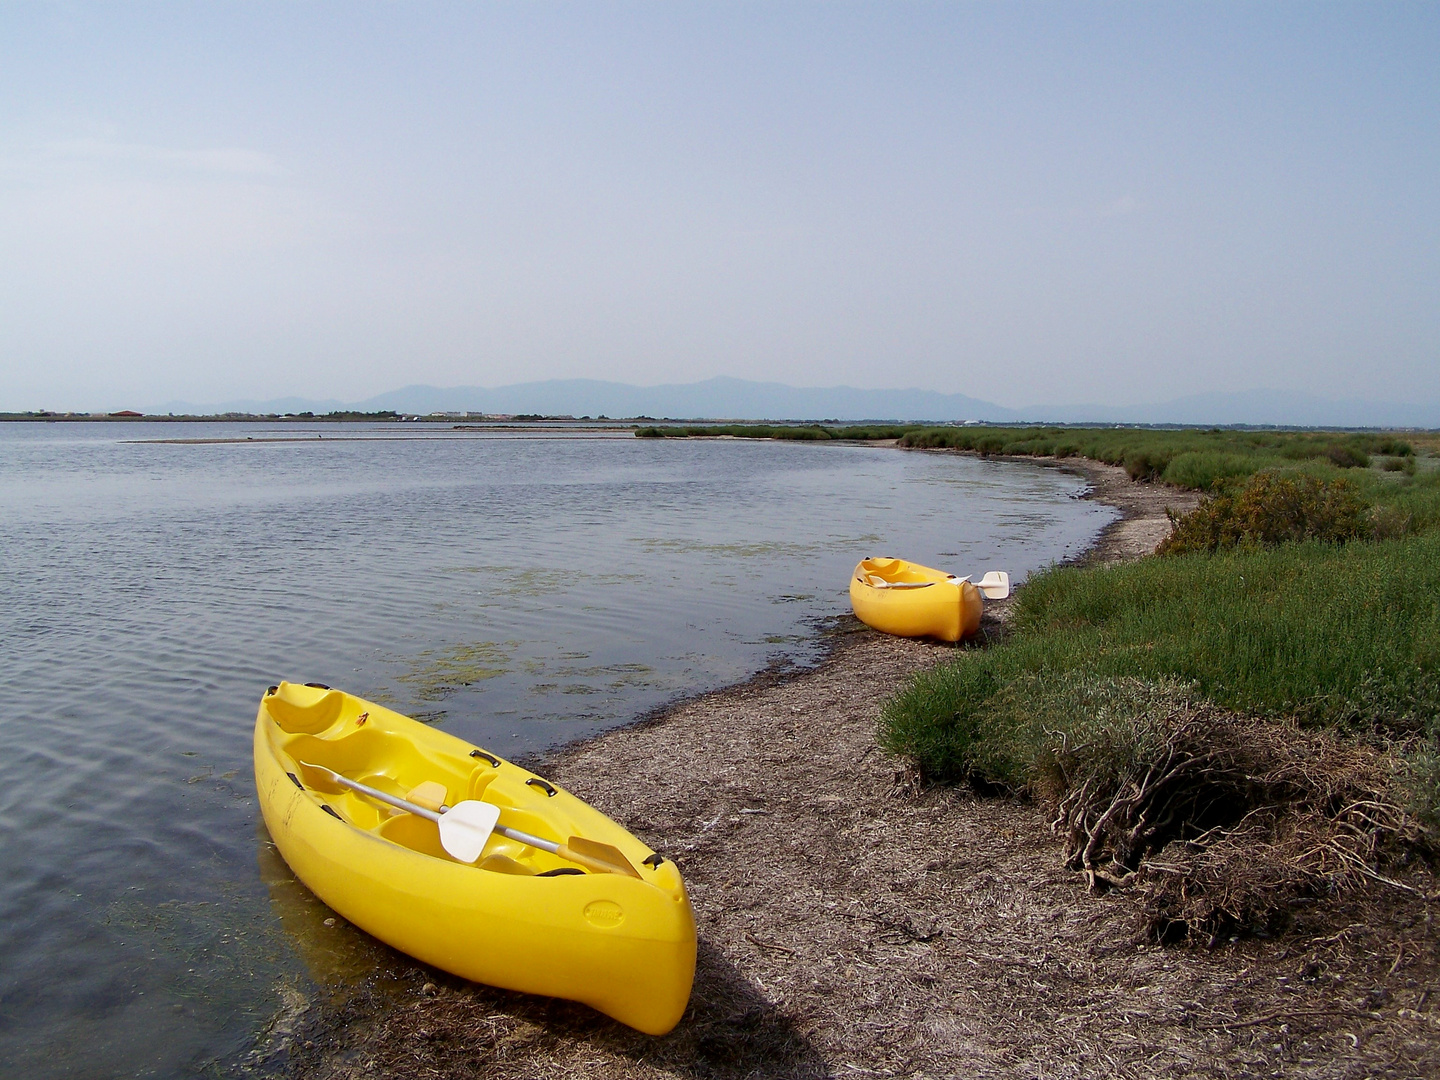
[506,453,1188,781]
[278,455,1438,1079]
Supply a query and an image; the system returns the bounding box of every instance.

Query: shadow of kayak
[252,828,826,1078]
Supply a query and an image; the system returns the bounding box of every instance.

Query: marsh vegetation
[873,427,1440,939]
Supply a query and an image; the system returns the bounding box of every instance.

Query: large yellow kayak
[254,681,696,1035]
[850,558,1009,642]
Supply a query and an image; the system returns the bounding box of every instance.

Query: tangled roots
[1039,696,1423,940]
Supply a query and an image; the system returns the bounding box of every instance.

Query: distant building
[108,410,144,417]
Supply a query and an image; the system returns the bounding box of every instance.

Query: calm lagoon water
[0,422,1114,1076]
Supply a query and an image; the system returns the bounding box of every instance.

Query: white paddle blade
[438,800,501,863]
[976,571,1010,600]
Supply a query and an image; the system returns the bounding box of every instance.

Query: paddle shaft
[306,764,640,877]
[315,770,583,857]
[494,823,559,854]
[433,805,591,861]
[449,808,640,877]
[324,769,443,823]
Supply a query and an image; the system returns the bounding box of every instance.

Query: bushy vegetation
[1157,472,1373,553]
[898,425,1415,486]
[637,421,1436,505]
[635,423,916,440]
[1155,457,1440,546]
[319,409,401,421]
[636,416,1440,932]
[1157,451,1256,491]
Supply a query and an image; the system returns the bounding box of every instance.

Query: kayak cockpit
[264,684,588,875]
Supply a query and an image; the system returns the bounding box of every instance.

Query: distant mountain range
[153,376,1440,429]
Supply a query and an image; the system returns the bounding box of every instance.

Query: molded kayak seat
[266,683,346,734]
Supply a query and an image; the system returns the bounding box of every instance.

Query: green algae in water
[394,640,517,701]
[528,660,658,697]
[88,875,300,1071]
[442,565,644,595]
[555,661,653,678]
[629,538,824,559]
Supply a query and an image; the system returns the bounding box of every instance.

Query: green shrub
[1124,448,1173,481]
[1403,741,1440,829]
[1327,444,1371,469]
[1371,505,1414,540]
[881,665,1206,791]
[998,438,1054,456]
[975,434,1007,455]
[1025,676,1201,799]
[879,660,1009,783]
[834,425,923,440]
[1158,472,1371,554]
[1345,434,1413,457]
[880,534,1440,843]
[883,661,1416,936]
[1318,462,1440,534]
[1161,451,1257,491]
[877,452,1440,933]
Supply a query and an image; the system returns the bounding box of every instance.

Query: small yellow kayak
[850,558,1009,642]
[254,681,696,1035]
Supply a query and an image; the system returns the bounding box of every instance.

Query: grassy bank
[897,425,1423,486]
[638,422,1440,520]
[635,423,915,441]
[875,441,1440,937]
[882,536,1440,777]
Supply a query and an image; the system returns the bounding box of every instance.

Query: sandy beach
[277,456,1440,1079]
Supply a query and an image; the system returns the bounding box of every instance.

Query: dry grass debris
[1035,686,1428,941]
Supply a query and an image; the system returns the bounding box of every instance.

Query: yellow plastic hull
[254,682,696,1035]
[849,557,984,642]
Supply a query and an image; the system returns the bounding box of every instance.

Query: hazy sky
[1,2,1436,411]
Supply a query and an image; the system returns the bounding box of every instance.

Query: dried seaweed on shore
[1034,683,1431,940]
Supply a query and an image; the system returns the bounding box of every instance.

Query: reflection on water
[0,422,1114,1076]
[256,830,391,990]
